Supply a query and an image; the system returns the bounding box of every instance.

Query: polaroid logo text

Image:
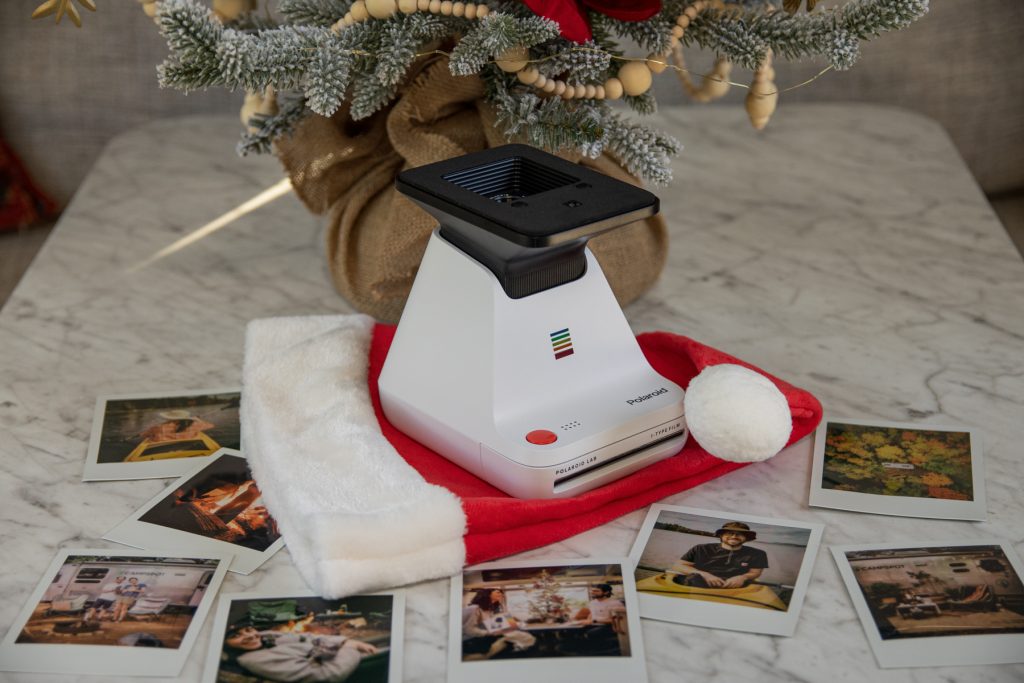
[555,456,598,476]
[626,387,669,406]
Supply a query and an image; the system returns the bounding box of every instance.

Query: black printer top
[396,144,659,248]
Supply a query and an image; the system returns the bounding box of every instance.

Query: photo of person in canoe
[669,522,768,589]
[633,509,819,612]
[630,506,824,635]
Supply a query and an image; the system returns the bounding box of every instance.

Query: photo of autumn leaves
[809,418,986,521]
[821,423,973,501]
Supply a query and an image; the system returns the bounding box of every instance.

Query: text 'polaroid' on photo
[808,417,986,521]
[628,504,824,637]
[103,449,285,574]
[83,388,241,481]
[831,541,1024,668]
[447,558,646,683]
[203,590,406,683]
[0,548,231,677]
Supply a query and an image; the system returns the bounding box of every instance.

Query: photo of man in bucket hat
[670,522,769,589]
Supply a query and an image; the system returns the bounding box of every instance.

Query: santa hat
[241,315,821,598]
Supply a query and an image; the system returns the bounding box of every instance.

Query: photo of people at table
[211,593,399,683]
[459,563,632,661]
[94,390,240,464]
[634,509,815,611]
[138,452,281,552]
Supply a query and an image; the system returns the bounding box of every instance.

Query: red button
[526,429,558,445]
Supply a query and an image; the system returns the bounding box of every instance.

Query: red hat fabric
[367,324,822,566]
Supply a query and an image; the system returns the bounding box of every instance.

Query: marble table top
[2,103,1022,682]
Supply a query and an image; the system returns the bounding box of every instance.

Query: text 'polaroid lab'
[378,145,687,499]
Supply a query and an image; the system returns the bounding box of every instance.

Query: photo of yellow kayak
[636,574,788,611]
[123,431,220,462]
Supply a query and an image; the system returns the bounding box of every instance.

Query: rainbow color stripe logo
[550,328,574,359]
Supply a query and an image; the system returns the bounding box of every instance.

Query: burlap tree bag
[276,57,668,323]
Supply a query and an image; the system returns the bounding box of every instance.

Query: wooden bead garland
[745,49,777,130]
[495,47,529,73]
[327,0,754,111]
[332,0,487,31]
[213,0,256,22]
[670,46,731,103]
[503,0,720,101]
[617,60,652,97]
[366,0,397,18]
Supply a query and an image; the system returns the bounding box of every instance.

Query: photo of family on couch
[14,555,219,648]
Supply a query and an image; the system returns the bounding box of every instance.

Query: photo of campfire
[139,453,280,552]
[844,545,1024,640]
[96,391,240,464]
[14,555,220,649]
[213,594,397,683]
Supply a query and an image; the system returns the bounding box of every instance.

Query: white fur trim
[684,363,792,463]
[242,314,467,597]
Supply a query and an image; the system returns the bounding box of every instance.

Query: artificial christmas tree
[146,0,927,318]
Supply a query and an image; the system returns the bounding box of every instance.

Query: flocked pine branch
[688,0,928,71]
[589,0,686,56]
[278,0,351,25]
[238,91,309,154]
[154,0,927,183]
[449,13,559,76]
[603,112,682,186]
[532,41,611,84]
[492,88,606,154]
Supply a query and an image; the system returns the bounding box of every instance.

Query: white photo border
[447,556,646,683]
[203,588,406,683]
[103,449,284,575]
[808,417,986,521]
[831,540,1024,668]
[83,387,242,481]
[0,547,231,677]
[627,504,825,637]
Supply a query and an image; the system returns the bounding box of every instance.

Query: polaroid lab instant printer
[378,145,687,499]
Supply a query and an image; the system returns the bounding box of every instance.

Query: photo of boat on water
[84,389,242,481]
[96,391,240,464]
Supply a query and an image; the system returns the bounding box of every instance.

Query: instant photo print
[83,388,241,481]
[0,548,230,677]
[832,541,1024,668]
[204,589,405,683]
[628,504,824,636]
[104,449,284,574]
[809,417,986,520]
[447,557,646,683]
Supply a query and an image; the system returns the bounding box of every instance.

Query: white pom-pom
[684,364,791,462]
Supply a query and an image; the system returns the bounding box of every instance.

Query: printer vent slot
[444,156,578,203]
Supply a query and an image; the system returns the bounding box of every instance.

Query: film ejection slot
[552,418,687,493]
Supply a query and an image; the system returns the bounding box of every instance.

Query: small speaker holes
[560,420,582,430]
